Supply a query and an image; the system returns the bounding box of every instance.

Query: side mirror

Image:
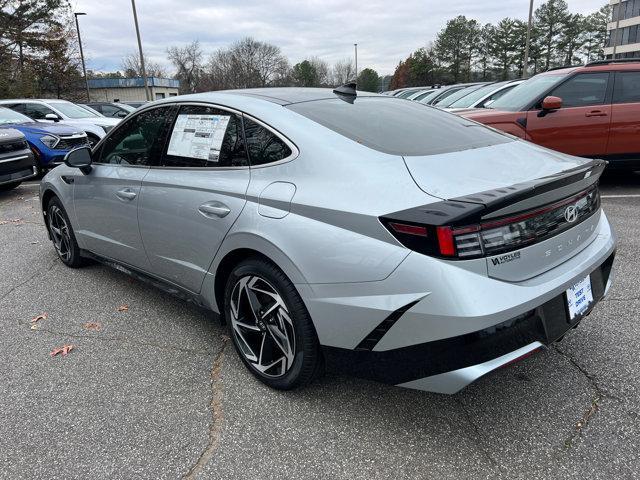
[542,96,562,111]
[45,113,60,122]
[116,111,128,118]
[64,146,92,174]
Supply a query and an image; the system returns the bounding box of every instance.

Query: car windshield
[437,84,487,108]
[287,97,511,156]
[52,102,101,118]
[448,81,510,108]
[413,90,435,101]
[0,107,33,124]
[488,74,568,111]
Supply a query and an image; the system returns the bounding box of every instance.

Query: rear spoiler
[386,159,606,227]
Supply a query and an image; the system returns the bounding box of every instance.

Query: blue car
[0,106,89,172]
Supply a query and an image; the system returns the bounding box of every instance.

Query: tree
[534,0,570,70]
[292,60,319,86]
[331,58,355,85]
[167,41,204,93]
[434,16,480,83]
[475,24,496,80]
[489,19,519,80]
[205,37,289,90]
[583,5,612,62]
[308,57,330,86]
[121,51,167,78]
[558,13,587,66]
[357,68,380,92]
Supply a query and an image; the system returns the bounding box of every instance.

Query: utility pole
[131,0,151,101]
[523,0,534,79]
[74,12,90,101]
[354,43,358,85]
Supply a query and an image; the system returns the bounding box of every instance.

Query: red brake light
[436,226,455,256]
[389,222,428,237]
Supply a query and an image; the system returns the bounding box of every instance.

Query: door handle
[585,110,607,117]
[115,188,137,201]
[198,201,230,218]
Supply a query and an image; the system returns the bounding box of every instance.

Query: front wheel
[224,258,323,390]
[46,197,85,267]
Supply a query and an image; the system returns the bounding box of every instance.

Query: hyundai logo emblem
[564,205,578,223]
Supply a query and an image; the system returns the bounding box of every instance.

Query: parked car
[0,128,36,191]
[458,60,640,169]
[433,83,492,109]
[0,99,120,147]
[84,102,136,119]
[0,107,89,173]
[40,87,615,394]
[406,89,437,100]
[445,79,525,112]
[418,83,484,106]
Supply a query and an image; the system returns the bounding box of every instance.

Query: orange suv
[458,59,640,170]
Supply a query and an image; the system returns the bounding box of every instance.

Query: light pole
[523,0,534,78]
[131,0,151,101]
[74,12,90,101]
[354,43,358,85]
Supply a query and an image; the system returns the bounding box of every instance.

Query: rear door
[525,72,612,157]
[607,70,640,162]
[73,106,175,270]
[137,104,251,293]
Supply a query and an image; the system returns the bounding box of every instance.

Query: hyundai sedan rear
[40,88,616,394]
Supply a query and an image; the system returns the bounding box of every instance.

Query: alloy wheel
[229,275,296,377]
[48,205,71,262]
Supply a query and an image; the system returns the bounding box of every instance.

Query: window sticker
[167,114,231,162]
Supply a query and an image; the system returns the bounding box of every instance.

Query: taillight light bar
[382,186,599,260]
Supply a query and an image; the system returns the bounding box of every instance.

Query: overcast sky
[73,0,608,76]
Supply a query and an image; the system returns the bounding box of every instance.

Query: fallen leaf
[30,325,38,330]
[82,322,102,331]
[30,312,48,323]
[0,218,22,225]
[50,345,74,357]
[117,304,129,312]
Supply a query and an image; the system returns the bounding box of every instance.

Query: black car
[83,102,136,119]
[0,128,36,191]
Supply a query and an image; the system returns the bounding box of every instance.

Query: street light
[73,12,90,101]
[523,0,534,78]
[131,0,151,101]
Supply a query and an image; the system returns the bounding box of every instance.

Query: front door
[525,72,612,157]
[73,106,176,270]
[138,104,251,293]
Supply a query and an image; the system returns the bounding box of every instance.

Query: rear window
[286,97,511,156]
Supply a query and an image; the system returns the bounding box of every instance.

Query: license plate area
[565,275,594,322]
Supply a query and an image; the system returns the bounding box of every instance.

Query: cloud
[73,0,608,76]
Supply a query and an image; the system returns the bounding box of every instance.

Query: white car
[0,99,121,147]
[444,80,525,112]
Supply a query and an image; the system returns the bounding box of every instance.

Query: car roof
[218,87,382,105]
[0,99,71,104]
[539,60,640,77]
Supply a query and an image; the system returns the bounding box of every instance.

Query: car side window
[98,106,175,166]
[23,103,56,120]
[613,72,640,104]
[163,105,249,168]
[548,73,609,108]
[243,118,292,166]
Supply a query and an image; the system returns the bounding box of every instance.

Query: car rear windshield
[286,97,511,156]
[53,102,101,118]
[487,73,568,111]
[448,81,510,108]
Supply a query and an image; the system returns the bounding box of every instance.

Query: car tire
[46,196,85,268]
[0,181,22,192]
[224,257,323,390]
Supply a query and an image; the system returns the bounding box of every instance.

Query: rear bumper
[303,210,616,394]
[322,251,614,393]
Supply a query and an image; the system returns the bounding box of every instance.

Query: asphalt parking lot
[1,172,639,480]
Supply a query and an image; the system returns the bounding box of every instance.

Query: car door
[607,70,640,160]
[73,106,176,270]
[137,104,251,293]
[525,72,612,157]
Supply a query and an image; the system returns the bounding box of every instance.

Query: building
[87,77,180,102]
[605,0,640,59]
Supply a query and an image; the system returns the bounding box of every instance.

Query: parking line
[601,194,640,199]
